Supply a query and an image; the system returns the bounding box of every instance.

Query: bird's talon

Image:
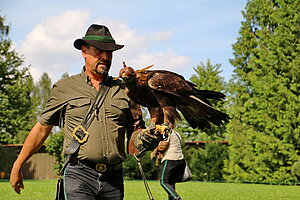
[155,125,169,133]
[155,124,172,140]
[142,128,150,134]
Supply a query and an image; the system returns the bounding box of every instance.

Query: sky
[2,0,248,84]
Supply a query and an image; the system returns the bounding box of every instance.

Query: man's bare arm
[10,122,53,194]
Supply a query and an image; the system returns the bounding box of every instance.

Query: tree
[186,143,228,181]
[45,130,64,174]
[34,73,52,115]
[225,0,300,183]
[0,15,35,144]
[12,75,38,143]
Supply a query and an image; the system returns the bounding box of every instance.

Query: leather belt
[70,158,122,173]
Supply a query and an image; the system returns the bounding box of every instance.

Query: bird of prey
[118,62,230,130]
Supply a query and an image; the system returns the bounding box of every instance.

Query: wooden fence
[22,152,58,179]
[0,145,57,180]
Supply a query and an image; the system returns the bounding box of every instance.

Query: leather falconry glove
[128,125,169,157]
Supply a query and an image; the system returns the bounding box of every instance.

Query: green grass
[1,179,300,200]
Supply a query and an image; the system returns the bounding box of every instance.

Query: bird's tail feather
[196,90,226,101]
[178,95,230,129]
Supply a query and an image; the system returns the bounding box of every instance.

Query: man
[10,24,160,199]
[155,130,185,200]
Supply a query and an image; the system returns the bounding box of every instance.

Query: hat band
[82,35,115,43]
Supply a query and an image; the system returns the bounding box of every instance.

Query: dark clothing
[160,159,185,200]
[39,69,144,164]
[64,161,124,200]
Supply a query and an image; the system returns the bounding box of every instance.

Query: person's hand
[128,127,163,157]
[157,141,170,152]
[150,148,164,166]
[10,166,24,194]
[137,127,162,151]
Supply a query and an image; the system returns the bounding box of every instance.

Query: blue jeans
[63,161,124,200]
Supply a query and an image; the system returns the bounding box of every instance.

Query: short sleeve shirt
[39,69,139,164]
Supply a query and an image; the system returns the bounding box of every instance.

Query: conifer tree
[0,15,35,144]
[35,73,52,115]
[225,0,300,182]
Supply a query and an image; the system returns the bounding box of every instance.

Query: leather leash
[134,154,154,200]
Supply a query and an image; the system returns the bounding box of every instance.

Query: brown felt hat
[74,24,124,51]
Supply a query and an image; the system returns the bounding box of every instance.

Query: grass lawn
[0,179,300,200]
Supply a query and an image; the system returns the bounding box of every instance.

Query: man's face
[82,45,113,76]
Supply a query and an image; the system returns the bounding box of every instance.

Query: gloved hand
[128,126,163,157]
[138,127,163,153]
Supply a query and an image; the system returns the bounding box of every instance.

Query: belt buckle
[95,163,107,172]
[72,125,89,144]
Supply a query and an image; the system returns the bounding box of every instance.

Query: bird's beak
[121,72,129,80]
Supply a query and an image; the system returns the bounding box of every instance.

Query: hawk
[117,62,230,130]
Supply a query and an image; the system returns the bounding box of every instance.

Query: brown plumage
[119,62,230,129]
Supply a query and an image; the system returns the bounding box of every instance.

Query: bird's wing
[147,71,192,96]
